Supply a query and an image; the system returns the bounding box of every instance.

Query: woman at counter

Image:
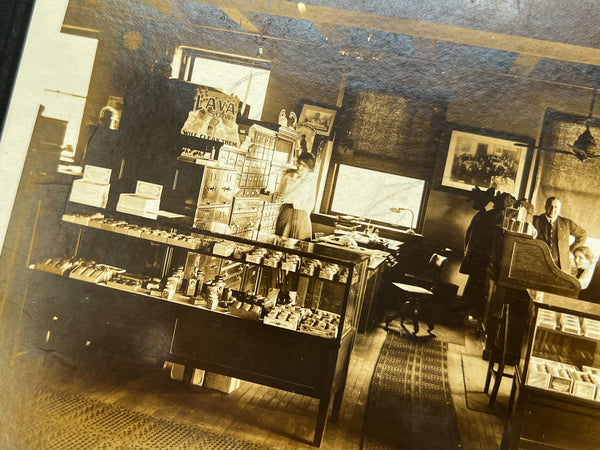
[573,246,600,302]
[275,152,317,241]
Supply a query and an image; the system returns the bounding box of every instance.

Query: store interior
[2,1,600,449]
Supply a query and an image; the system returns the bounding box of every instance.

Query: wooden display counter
[25,206,368,446]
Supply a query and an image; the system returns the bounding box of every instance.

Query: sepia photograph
[298,104,337,136]
[2,1,600,449]
[442,129,530,199]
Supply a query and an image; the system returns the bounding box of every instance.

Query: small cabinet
[198,167,223,205]
[219,169,236,204]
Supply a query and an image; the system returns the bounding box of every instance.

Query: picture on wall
[298,104,337,136]
[441,129,531,198]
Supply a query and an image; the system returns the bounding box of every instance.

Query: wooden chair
[384,253,448,337]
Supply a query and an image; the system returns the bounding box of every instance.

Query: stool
[484,302,515,408]
[385,282,436,336]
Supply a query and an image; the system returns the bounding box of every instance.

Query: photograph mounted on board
[298,104,337,136]
[441,129,531,198]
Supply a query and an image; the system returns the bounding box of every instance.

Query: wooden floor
[2,322,509,449]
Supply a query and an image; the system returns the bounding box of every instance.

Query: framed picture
[298,104,337,136]
[441,127,533,198]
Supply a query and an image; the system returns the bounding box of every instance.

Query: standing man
[532,196,587,272]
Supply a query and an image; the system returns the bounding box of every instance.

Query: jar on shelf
[162,276,178,300]
[214,275,226,296]
[206,281,220,310]
[169,265,185,292]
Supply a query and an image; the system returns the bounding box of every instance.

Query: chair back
[428,253,448,289]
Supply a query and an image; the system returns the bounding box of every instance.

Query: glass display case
[522,293,600,397]
[502,292,600,449]
[37,208,367,339]
[26,200,368,446]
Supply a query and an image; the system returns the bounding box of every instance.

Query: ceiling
[71,0,600,89]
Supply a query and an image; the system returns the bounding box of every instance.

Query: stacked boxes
[69,165,112,208]
[203,372,241,393]
[560,313,582,335]
[527,357,600,401]
[117,181,162,219]
[582,318,600,339]
[537,309,557,329]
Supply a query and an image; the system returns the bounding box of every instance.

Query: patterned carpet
[362,334,463,449]
[10,389,270,449]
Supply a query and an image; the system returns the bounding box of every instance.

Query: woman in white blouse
[573,246,596,289]
[275,152,317,240]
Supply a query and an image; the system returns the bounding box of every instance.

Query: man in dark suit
[532,196,587,273]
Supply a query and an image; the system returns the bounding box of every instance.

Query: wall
[62,10,600,295]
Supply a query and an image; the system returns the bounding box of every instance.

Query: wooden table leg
[330,385,344,422]
[313,393,332,446]
[501,377,525,450]
[182,364,194,388]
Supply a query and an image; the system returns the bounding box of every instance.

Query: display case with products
[502,292,600,449]
[27,202,368,446]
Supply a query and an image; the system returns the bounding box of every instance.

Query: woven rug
[9,389,270,449]
[362,334,463,449]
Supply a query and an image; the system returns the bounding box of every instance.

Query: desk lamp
[390,207,416,234]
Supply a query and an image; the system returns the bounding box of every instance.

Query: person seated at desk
[532,196,587,273]
[275,152,317,241]
[573,246,600,302]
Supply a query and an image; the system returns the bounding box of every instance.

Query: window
[173,47,270,120]
[329,164,427,230]
[43,32,98,163]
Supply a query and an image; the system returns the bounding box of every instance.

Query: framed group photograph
[298,103,337,136]
[441,127,533,199]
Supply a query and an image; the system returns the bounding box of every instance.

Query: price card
[82,165,112,184]
[135,181,163,199]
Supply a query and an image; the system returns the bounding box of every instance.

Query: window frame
[323,161,430,233]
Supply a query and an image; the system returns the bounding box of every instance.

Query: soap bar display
[582,318,600,339]
[560,313,582,335]
[233,243,254,259]
[264,304,307,331]
[34,256,82,276]
[263,250,283,268]
[62,212,104,226]
[299,258,322,276]
[213,240,236,256]
[299,309,340,338]
[281,254,300,272]
[62,212,215,250]
[106,273,154,293]
[318,263,340,281]
[245,247,267,264]
[39,208,366,345]
[527,356,600,400]
[228,300,262,320]
[536,309,557,329]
